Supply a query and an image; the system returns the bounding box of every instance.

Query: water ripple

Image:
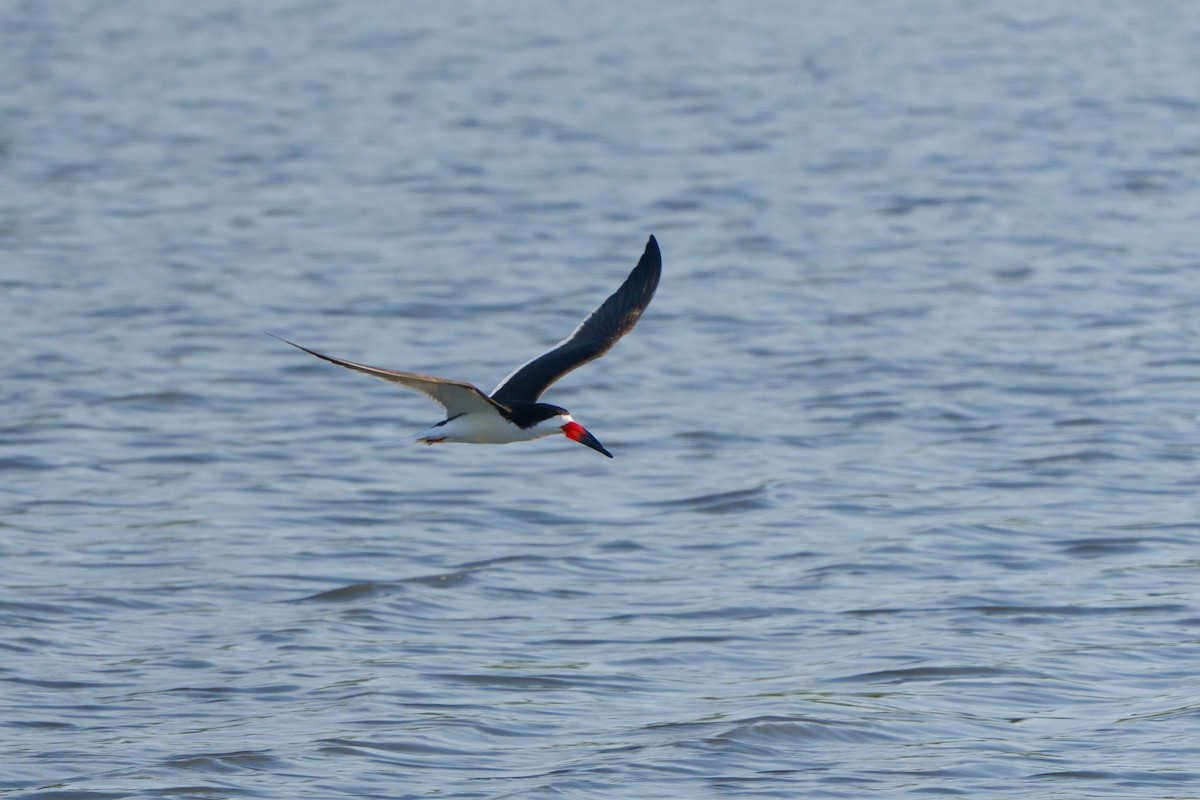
[5,3,1200,798]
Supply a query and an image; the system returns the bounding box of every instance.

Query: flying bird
[275,235,661,458]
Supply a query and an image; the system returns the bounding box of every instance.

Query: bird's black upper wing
[490,235,661,405]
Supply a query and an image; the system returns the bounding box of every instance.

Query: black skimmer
[275,235,661,458]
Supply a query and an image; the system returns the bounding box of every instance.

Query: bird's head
[562,420,613,458]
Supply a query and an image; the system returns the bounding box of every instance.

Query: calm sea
[3,2,1200,797]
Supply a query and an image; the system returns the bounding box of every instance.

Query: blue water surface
[3,2,1200,798]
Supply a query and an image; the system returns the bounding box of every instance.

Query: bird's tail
[407,426,447,445]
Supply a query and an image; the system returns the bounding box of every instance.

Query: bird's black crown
[505,402,569,429]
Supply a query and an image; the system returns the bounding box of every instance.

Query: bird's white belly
[411,412,564,445]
